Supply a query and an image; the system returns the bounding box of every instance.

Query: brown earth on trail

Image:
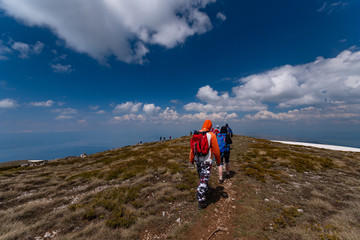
[1,135,360,240]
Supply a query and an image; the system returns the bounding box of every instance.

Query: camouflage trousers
[195,160,213,203]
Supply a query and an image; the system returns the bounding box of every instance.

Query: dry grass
[1,135,360,239]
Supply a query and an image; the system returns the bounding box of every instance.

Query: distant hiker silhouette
[190,119,221,210]
[217,126,232,183]
[225,123,233,138]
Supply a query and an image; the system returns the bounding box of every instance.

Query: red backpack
[190,131,210,157]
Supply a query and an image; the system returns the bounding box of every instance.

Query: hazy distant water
[0,131,158,163]
[1,128,360,163]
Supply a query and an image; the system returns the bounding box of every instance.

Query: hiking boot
[198,202,207,210]
[219,179,224,184]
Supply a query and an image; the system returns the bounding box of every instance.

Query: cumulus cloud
[0,98,18,108]
[244,104,360,121]
[113,102,143,113]
[234,50,360,108]
[186,49,360,116]
[0,0,217,64]
[143,103,161,115]
[29,100,54,107]
[184,85,266,112]
[50,63,73,73]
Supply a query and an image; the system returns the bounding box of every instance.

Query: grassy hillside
[0,135,359,240]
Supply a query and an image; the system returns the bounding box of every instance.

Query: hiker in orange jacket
[189,119,221,209]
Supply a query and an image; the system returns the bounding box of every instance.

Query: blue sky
[1,0,360,161]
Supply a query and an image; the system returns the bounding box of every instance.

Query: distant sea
[0,131,163,163]
[1,129,360,163]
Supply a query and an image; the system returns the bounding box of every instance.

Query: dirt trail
[180,136,252,240]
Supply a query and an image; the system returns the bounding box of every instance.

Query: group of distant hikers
[160,136,171,141]
[190,119,233,210]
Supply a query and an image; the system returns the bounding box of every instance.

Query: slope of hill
[1,135,360,240]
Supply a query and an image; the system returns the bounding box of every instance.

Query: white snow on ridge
[271,140,360,153]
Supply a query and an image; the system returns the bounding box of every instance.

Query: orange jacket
[189,119,221,165]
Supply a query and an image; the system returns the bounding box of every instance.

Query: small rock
[162,211,165,216]
[176,218,181,223]
[297,208,304,213]
[231,206,236,209]
[44,232,52,238]
[264,198,270,202]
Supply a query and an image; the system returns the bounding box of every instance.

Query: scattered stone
[297,208,304,213]
[44,232,52,238]
[176,218,181,223]
[264,198,270,202]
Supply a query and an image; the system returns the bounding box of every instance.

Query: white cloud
[11,41,30,58]
[56,115,73,120]
[53,108,78,120]
[96,110,106,114]
[32,41,45,54]
[186,49,360,114]
[50,63,73,73]
[11,40,44,58]
[181,112,238,121]
[113,102,143,113]
[170,99,181,104]
[112,114,146,123]
[244,104,360,121]
[184,85,266,112]
[143,103,161,115]
[0,0,217,64]
[317,1,348,14]
[159,107,179,120]
[0,40,12,60]
[0,98,18,108]
[234,50,360,108]
[29,100,54,107]
[216,12,226,21]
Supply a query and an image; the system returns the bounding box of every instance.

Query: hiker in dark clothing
[217,126,232,183]
[160,136,162,141]
[225,123,233,138]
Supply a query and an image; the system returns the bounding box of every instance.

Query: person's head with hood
[225,123,229,127]
[201,119,212,131]
[220,126,227,133]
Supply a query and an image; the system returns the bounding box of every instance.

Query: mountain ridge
[1,135,360,239]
